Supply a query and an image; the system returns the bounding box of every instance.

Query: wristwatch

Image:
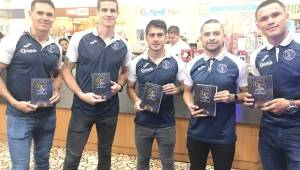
[231,94,238,103]
[234,94,239,102]
[118,83,124,92]
[287,100,299,114]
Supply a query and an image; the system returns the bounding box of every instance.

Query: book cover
[193,84,218,117]
[31,78,53,107]
[141,82,163,113]
[91,73,112,99]
[248,75,273,108]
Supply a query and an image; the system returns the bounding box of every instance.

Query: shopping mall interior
[0,0,300,169]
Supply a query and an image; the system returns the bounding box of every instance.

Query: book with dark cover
[193,84,218,117]
[141,82,163,113]
[91,73,112,99]
[248,75,273,108]
[31,78,52,107]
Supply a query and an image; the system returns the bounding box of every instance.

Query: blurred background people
[0,32,4,43]
[166,25,190,58]
[58,37,69,61]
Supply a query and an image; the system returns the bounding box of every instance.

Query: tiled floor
[0,140,230,170]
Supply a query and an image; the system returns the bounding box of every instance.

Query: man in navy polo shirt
[0,0,62,169]
[244,1,300,169]
[127,20,185,170]
[62,0,131,169]
[183,19,248,170]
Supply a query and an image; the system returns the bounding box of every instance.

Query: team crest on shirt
[283,49,296,61]
[47,44,55,53]
[111,41,123,50]
[217,64,228,73]
[162,60,171,69]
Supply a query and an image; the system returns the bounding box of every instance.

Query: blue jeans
[63,113,118,170]
[6,112,56,170]
[135,124,176,170]
[259,126,300,170]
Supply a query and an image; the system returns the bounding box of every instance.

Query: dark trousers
[63,113,118,170]
[187,137,235,170]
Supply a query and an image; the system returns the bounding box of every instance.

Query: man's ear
[28,10,33,18]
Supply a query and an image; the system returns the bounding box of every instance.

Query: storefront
[1,0,300,169]
[0,8,25,35]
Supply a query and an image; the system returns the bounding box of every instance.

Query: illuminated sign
[66,8,89,17]
[0,9,24,18]
[199,2,259,14]
[0,9,12,17]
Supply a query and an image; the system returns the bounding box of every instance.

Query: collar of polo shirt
[91,27,122,47]
[141,49,172,60]
[266,32,293,50]
[24,26,55,47]
[200,49,226,62]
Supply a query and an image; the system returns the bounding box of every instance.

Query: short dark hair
[255,0,286,19]
[31,0,55,11]
[97,0,119,12]
[145,19,167,35]
[59,37,69,44]
[200,19,224,33]
[167,26,180,35]
[0,32,4,39]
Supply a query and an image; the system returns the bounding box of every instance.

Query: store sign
[0,9,12,17]
[287,4,300,15]
[0,9,24,18]
[140,8,166,17]
[200,2,259,14]
[66,8,89,17]
[140,7,183,17]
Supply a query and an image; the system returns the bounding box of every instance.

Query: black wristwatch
[287,100,299,114]
[234,94,239,102]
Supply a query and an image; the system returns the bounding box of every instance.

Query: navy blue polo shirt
[250,33,300,131]
[66,28,131,118]
[0,28,61,116]
[128,52,185,128]
[185,51,248,144]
